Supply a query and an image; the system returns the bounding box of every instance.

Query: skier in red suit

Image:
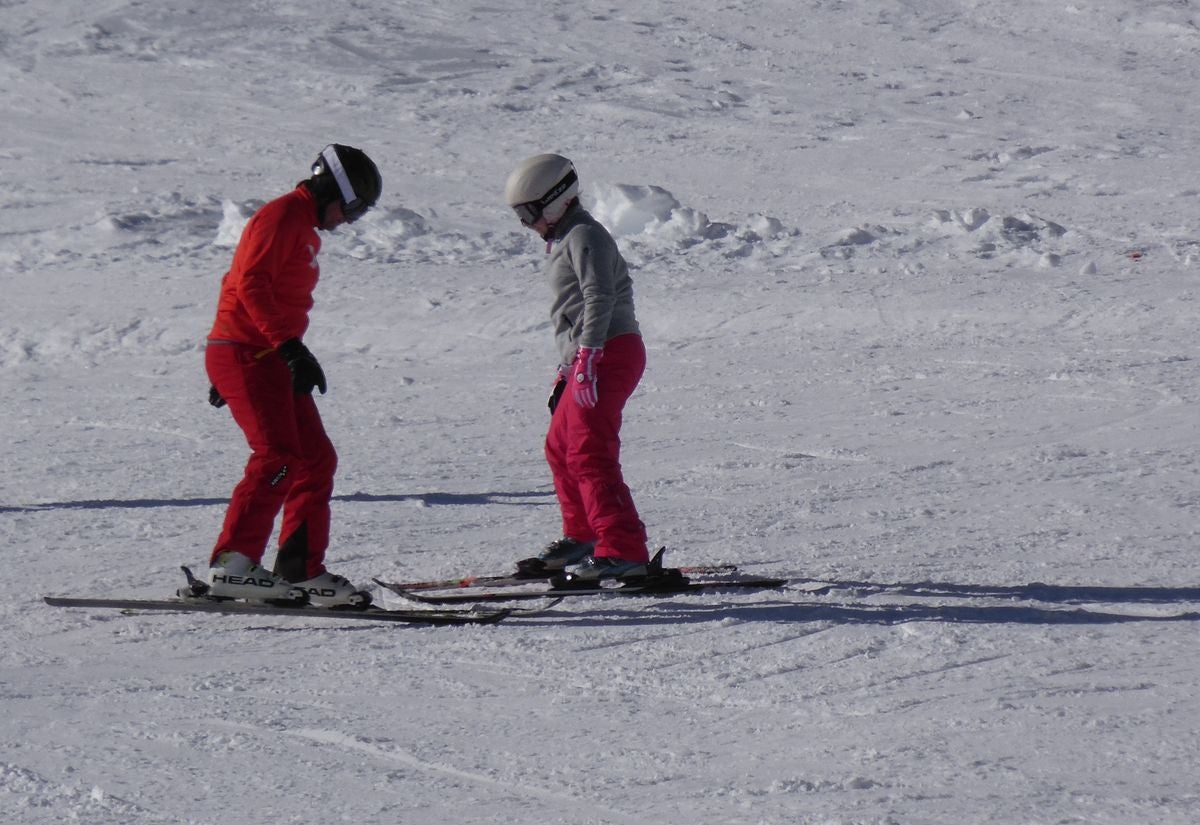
[204,144,381,606]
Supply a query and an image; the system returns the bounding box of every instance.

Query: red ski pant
[206,342,336,581]
[545,333,648,563]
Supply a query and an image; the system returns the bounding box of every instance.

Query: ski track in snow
[3,0,1200,823]
[285,727,645,825]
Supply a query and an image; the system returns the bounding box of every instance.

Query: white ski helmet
[504,153,579,226]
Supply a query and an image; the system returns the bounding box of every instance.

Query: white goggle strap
[321,146,357,204]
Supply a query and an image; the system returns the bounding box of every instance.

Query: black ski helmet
[308,144,382,223]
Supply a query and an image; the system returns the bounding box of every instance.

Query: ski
[375,575,788,605]
[384,560,741,593]
[43,595,513,626]
[375,547,784,605]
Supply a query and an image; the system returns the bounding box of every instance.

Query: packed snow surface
[2,1,1199,823]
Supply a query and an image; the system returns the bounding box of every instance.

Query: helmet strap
[321,146,358,204]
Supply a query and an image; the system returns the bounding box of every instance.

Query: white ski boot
[201,551,308,604]
[289,570,373,608]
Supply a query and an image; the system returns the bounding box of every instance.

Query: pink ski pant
[544,333,648,562]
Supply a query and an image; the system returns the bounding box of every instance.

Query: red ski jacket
[208,186,322,349]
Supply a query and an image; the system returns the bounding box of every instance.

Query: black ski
[43,595,512,626]
[384,559,740,592]
[375,575,788,605]
[376,547,784,605]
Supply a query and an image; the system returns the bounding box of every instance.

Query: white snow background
[2,1,1199,823]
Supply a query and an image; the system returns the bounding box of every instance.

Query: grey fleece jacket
[545,203,641,364]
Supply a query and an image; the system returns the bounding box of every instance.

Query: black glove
[208,385,226,408]
[547,363,570,414]
[277,338,327,395]
[548,378,567,414]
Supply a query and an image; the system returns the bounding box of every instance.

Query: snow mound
[588,183,709,240]
[587,182,793,258]
[816,208,1076,268]
[216,201,445,264]
[203,186,794,267]
[928,209,1069,264]
[213,199,262,247]
[350,206,433,261]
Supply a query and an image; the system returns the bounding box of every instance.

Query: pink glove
[572,347,603,408]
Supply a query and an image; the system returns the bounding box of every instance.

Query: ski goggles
[511,169,577,227]
[511,201,543,227]
[319,145,372,223]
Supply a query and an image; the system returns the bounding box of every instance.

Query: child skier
[505,154,650,582]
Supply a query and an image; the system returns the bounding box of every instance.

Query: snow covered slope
[2,1,1198,822]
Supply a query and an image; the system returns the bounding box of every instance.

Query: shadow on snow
[520,577,1200,627]
[525,598,1200,627]
[791,577,1200,606]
